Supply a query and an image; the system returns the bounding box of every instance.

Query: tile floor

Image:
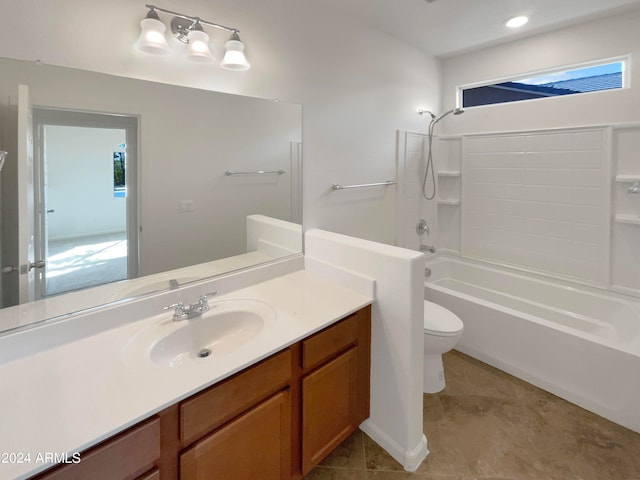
[304,350,640,480]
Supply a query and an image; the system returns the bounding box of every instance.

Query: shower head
[417,109,436,119]
[432,107,464,125]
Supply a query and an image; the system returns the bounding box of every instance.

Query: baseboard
[359,419,429,472]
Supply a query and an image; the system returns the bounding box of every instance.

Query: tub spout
[420,244,436,254]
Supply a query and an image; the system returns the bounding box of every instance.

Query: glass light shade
[135,18,171,55]
[221,39,250,71]
[185,30,214,63]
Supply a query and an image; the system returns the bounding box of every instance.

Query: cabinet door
[180,390,291,480]
[301,347,359,474]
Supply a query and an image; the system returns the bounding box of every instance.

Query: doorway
[33,109,139,298]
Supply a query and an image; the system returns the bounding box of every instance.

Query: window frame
[456,55,630,109]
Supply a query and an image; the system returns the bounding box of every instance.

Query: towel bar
[332,180,396,190]
[225,169,285,176]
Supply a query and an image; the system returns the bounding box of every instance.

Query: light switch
[179,200,194,213]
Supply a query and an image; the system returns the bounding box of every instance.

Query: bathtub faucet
[420,244,436,254]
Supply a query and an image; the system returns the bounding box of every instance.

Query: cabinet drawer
[181,390,290,480]
[35,418,160,480]
[181,348,292,445]
[302,314,358,371]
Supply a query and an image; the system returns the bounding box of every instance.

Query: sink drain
[197,348,212,358]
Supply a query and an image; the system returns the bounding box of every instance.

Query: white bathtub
[424,255,640,433]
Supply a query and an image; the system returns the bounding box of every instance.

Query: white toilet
[423,300,464,393]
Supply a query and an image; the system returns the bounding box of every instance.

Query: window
[460,59,626,108]
[113,151,126,198]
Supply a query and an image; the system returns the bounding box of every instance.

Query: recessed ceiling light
[506,16,529,28]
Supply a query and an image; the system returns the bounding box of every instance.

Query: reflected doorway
[34,110,139,298]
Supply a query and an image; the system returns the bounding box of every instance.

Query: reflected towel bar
[225,169,285,176]
[332,180,396,190]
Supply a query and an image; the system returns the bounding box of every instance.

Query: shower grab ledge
[437,199,461,206]
[614,214,640,225]
[332,180,396,190]
[614,174,640,182]
[437,170,461,177]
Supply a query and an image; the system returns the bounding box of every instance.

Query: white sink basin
[123,299,276,368]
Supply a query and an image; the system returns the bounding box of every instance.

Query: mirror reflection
[0,56,302,333]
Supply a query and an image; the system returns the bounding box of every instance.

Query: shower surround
[396,123,640,431]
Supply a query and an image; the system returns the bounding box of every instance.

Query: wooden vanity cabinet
[135,469,160,480]
[180,390,291,480]
[300,307,371,475]
[179,348,293,480]
[29,305,371,480]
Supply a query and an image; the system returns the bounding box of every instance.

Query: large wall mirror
[0,56,302,334]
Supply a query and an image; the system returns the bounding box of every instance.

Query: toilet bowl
[423,300,464,393]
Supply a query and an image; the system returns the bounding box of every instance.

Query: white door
[17,84,41,303]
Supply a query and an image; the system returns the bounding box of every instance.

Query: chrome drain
[197,348,212,358]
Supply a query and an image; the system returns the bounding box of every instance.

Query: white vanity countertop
[0,270,373,480]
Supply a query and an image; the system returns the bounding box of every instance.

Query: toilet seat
[424,301,463,337]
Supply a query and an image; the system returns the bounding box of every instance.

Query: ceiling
[314,0,640,57]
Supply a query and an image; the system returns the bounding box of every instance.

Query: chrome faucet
[164,292,218,321]
[420,244,436,254]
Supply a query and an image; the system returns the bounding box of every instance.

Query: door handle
[19,260,46,274]
[47,209,55,213]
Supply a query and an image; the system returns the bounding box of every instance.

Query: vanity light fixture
[184,21,214,63]
[221,31,251,71]
[135,7,171,55]
[506,15,529,28]
[135,4,250,70]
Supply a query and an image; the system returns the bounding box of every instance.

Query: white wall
[305,228,427,471]
[246,215,302,258]
[0,0,441,245]
[44,126,126,240]
[440,9,640,135]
